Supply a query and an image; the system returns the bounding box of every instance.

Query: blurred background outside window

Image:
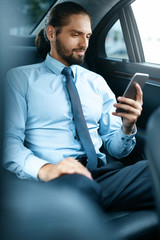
[132,0,160,64]
[105,0,160,65]
[8,0,55,35]
[7,0,160,65]
[105,20,129,60]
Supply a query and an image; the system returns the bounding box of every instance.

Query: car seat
[2,34,159,240]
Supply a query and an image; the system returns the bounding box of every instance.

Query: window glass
[8,0,55,36]
[105,20,129,60]
[132,0,160,64]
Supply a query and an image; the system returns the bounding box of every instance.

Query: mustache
[72,48,86,52]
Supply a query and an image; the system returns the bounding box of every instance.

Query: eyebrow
[70,30,92,36]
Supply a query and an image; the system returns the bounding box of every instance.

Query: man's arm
[4,69,92,181]
[98,77,138,159]
[3,69,49,180]
[99,82,142,159]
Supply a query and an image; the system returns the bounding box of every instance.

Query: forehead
[62,14,92,34]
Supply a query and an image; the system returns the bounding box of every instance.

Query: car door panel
[96,58,160,129]
[86,0,160,161]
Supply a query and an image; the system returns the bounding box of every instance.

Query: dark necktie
[62,67,97,170]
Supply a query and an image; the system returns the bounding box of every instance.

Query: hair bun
[35,28,50,60]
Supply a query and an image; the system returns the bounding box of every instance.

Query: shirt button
[74,136,78,139]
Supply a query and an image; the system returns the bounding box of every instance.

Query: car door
[86,0,160,159]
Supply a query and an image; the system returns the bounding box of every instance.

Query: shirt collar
[44,54,76,78]
[44,54,65,75]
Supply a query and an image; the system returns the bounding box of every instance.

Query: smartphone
[116,72,149,113]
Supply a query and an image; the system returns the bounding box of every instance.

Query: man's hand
[38,157,92,182]
[112,83,143,135]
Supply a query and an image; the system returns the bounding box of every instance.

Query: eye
[72,33,79,37]
[86,34,91,39]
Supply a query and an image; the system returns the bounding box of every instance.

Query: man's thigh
[47,173,102,206]
[93,160,154,211]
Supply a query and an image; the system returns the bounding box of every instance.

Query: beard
[56,37,86,65]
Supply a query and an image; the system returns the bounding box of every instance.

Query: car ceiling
[57,0,120,29]
[56,0,121,29]
[33,0,121,35]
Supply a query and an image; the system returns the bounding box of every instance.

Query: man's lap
[93,160,154,210]
[48,160,154,211]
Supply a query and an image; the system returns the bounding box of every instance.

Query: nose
[79,35,88,49]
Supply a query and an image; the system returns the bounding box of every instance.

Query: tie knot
[62,67,73,77]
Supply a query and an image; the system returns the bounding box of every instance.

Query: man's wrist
[38,163,53,182]
[122,124,135,135]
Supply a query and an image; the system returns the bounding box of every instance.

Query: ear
[46,25,56,42]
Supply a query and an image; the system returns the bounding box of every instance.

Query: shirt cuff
[23,154,49,181]
[120,125,137,143]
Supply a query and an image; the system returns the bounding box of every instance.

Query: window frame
[86,0,160,131]
[87,0,160,84]
[97,2,144,63]
[119,5,145,62]
[31,0,57,35]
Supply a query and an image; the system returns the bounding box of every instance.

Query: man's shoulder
[6,62,45,90]
[75,64,102,78]
[7,62,44,75]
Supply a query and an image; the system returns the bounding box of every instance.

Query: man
[3,2,153,211]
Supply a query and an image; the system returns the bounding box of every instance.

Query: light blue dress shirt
[3,54,136,180]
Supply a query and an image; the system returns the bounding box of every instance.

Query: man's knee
[49,174,102,204]
[134,159,148,167]
[133,160,149,176]
[60,174,101,193]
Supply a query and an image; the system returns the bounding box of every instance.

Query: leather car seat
[145,107,160,239]
[2,35,159,240]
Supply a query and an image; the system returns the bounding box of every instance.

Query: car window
[105,0,160,65]
[8,0,56,36]
[105,19,129,60]
[132,0,160,65]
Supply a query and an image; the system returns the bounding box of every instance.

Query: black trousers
[48,160,154,211]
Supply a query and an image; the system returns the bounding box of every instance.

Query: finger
[60,158,93,180]
[113,105,142,120]
[115,96,143,111]
[77,168,93,180]
[113,104,142,123]
[74,162,93,180]
[116,97,137,107]
[114,101,142,114]
[135,83,143,103]
[113,111,139,122]
[67,167,92,180]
